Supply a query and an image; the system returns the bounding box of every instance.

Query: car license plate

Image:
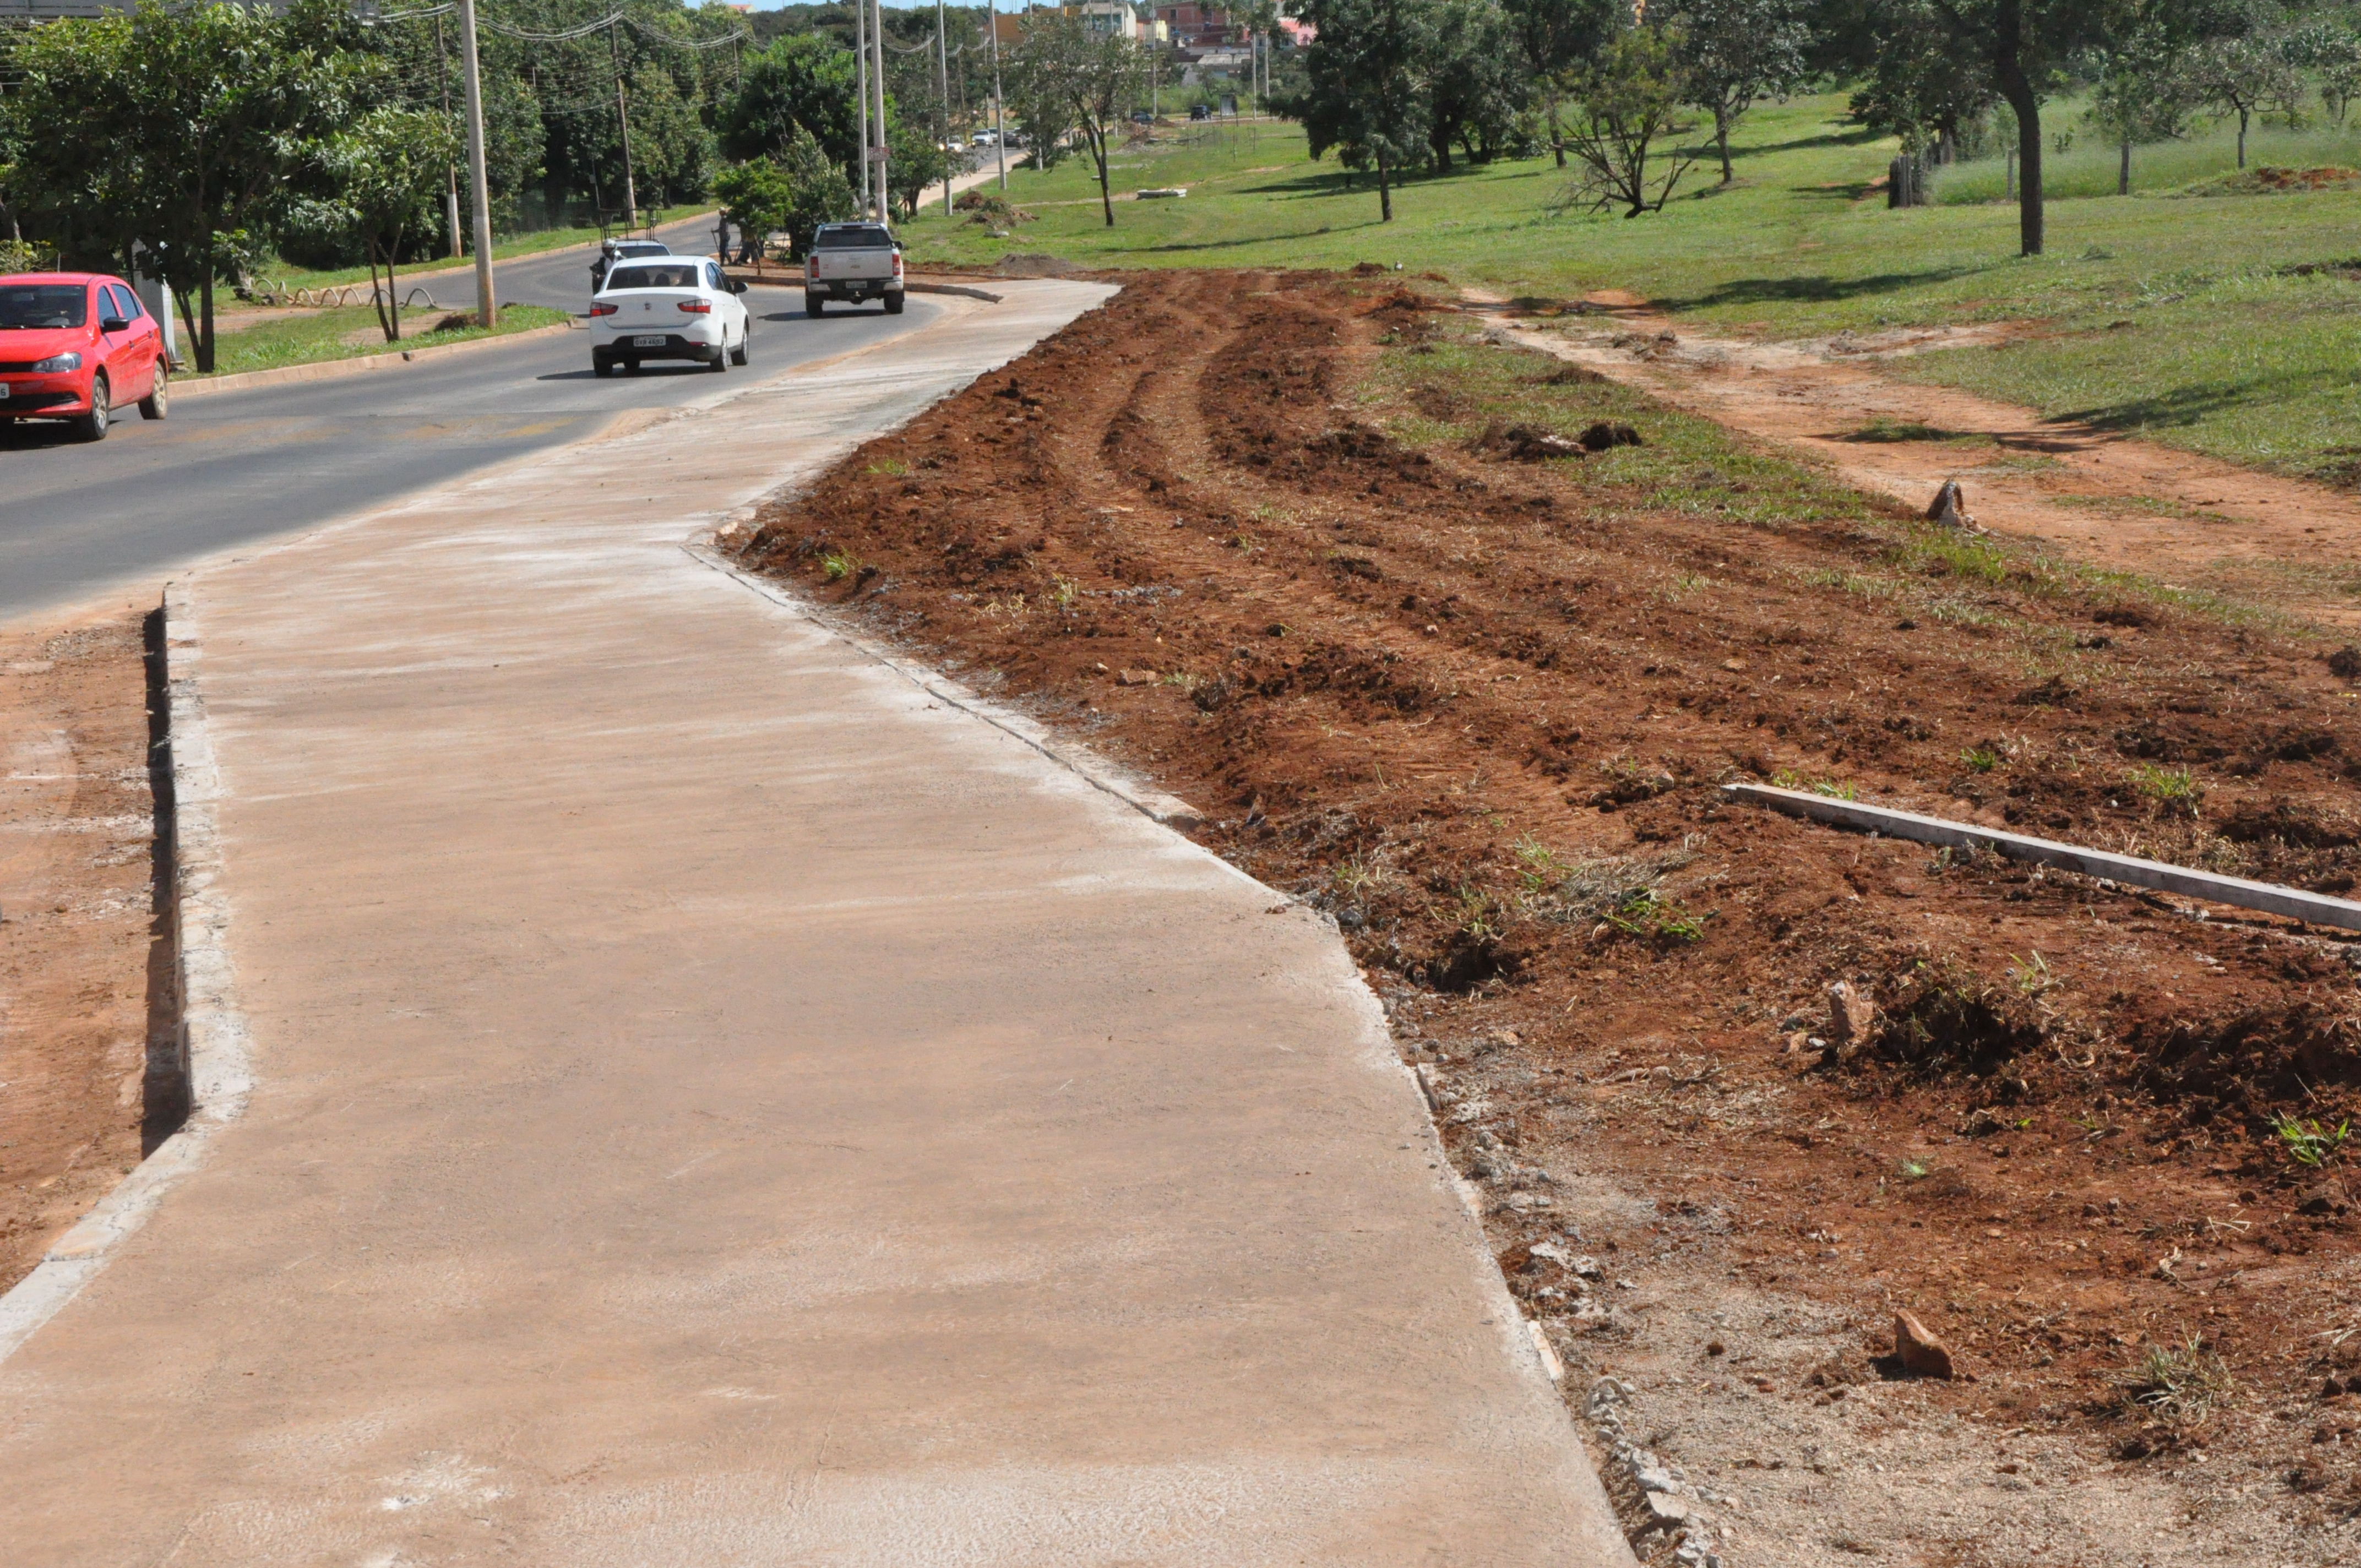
[633,335,664,347]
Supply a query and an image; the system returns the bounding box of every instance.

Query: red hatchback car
[0,272,169,440]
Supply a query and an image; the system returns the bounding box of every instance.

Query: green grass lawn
[897,99,2361,482]
[193,302,573,379]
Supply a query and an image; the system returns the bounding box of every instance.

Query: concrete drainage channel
[0,582,252,1364]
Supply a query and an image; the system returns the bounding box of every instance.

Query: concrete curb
[174,319,579,401]
[908,279,1006,303]
[684,540,1204,830]
[0,581,251,1366]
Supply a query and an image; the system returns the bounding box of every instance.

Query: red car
[0,271,170,440]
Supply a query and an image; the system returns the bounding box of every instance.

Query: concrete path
[0,284,1630,1566]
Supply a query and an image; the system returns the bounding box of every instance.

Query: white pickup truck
[803,222,906,317]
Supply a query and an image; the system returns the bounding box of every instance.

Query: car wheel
[623,359,640,375]
[730,329,750,367]
[592,353,613,378]
[72,373,110,442]
[709,342,727,374]
[806,293,824,318]
[139,362,168,421]
[884,292,906,316]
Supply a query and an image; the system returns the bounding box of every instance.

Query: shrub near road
[744,270,2361,1560]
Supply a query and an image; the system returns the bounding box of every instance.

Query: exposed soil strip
[1485,293,2361,633]
[0,609,168,1294]
[740,269,2361,1563]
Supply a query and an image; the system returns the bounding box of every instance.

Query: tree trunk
[1993,0,2042,257]
[1715,108,1733,183]
[198,266,215,375]
[2237,107,2249,168]
[1377,146,1392,221]
[2119,137,2130,196]
[388,230,402,342]
[368,245,392,342]
[1549,92,1565,168]
[1096,133,1114,226]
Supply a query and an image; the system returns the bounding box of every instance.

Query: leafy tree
[2085,30,2202,192]
[721,33,867,181]
[2189,28,2303,166]
[1424,0,1527,168]
[624,60,718,210]
[2,0,363,373]
[1854,0,2129,256]
[1500,0,1619,167]
[2294,20,2361,127]
[314,107,460,342]
[1562,23,1699,215]
[1841,14,1992,163]
[1299,0,1440,221]
[711,157,795,264]
[1010,14,1145,227]
[1669,0,1813,182]
[887,116,951,220]
[778,124,858,257]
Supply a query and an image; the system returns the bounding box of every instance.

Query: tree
[721,34,867,182]
[1299,0,1439,221]
[1669,0,1813,182]
[711,157,795,266]
[778,125,858,258]
[2286,17,2361,127]
[886,116,950,220]
[1010,14,1145,227]
[1500,0,1618,167]
[1853,0,2126,257]
[2189,29,2302,167]
[2085,31,2201,193]
[1426,0,1528,168]
[316,107,460,343]
[1562,24,1699,215]
[1,0,363,373]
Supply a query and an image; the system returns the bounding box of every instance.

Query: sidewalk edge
[683,540,1206,832]
[0,580,252,1365]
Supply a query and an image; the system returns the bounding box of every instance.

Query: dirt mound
[2182,165,2361,197]
[742,269,2361,1535]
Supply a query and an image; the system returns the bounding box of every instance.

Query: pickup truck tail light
[678,301,712,314]
[589,302,618,317]
[807,256,819,280]
[892,251,905,277]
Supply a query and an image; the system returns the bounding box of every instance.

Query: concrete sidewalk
[0,282,1631,1566]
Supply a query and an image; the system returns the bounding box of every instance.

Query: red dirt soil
[740,270,2361,1559]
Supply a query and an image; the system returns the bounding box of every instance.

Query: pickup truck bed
[805,222,906,316]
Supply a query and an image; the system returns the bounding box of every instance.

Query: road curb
[0,582,251,1366]
[174,319,580,401]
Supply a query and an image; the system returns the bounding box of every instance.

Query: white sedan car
[589,257,752,377]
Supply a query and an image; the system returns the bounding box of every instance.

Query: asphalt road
[0,218,933,624]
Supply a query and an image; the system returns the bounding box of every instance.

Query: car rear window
[0,285,88,329]
[617,242,668,257]
[605,264,701,290]
[814,226,893,251]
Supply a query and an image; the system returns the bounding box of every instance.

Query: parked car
[803,222,906,317]
[587,257,750,376]
[0,271,168,440]
[589,237,670,294]
[971,129,999,146]
[1130,111,1154,125]
[1188,103,1211,121]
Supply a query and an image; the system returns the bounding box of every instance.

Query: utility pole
[436,15,463,259]
[856,0,873,220]
[937,0,953,216]
[871,0,889,220]
[458,0,496,328]
[610,23,639,235]
[989,0,1007,192]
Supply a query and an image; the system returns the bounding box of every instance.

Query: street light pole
[610,24,639,235]
[872,0,890,219]
[989,0,1007,192]
[458,0,496,328]
[937,0,953,216]
[856,0,872,220]
[436,15,463,260]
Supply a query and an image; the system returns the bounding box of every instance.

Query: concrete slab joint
[0,279,1633,1566]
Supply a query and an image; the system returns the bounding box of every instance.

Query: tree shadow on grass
[1650,266,1988,310]
[1136,221,1386,254]
[2057,373,2313,434]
